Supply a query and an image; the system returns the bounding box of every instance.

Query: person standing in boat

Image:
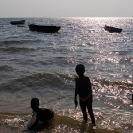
[74,64,96,126]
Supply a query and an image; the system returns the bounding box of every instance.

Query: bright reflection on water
[0,18,133,133]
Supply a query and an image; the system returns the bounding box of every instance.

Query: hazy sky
[0,0,133,18]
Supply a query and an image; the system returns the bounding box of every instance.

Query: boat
[28,24,61,33]
[104,25,122,33]
[10,20,25,25]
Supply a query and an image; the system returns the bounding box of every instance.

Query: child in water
[74,64,96,126]
[27,98,54,130]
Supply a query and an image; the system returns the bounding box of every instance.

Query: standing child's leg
[79,100,88,122]
[87,102,95,125]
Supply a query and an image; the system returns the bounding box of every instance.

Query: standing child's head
[75,64,85,76]
[31,98,39,109]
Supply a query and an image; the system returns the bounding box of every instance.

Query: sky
[0,0,133,18]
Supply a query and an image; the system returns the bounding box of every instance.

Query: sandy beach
[0,113,125,133]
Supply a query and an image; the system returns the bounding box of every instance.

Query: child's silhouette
[27,98,54,130]
[74,64,95,126]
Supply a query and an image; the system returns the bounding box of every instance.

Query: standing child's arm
[74,78,78,108]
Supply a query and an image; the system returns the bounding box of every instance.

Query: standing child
[74,64,95,126]
[27,98,54,130]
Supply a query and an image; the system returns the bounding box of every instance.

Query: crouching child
[27,98,54,130]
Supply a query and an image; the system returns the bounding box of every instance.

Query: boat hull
[29,24,61,33]
[104,25,122,33]
[10,20,25,25]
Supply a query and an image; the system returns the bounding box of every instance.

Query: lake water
[0,17,133,133]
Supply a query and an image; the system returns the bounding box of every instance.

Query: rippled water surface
[0,18,133,133]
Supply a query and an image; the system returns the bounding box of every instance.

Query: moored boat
[104,25,122,33]
[28,24,61,33]
[10,20,25,25]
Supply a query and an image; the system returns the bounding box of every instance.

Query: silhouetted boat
[10,20,25,25]
[28,24,61,33]
[104,25,122,33]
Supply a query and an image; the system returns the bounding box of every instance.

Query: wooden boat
[104,25,122,33]
[28,24,61,33]
[10,20,25,25]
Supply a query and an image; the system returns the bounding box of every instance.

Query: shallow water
[0,17,133,133]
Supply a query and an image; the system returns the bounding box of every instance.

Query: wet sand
[0,114,125,133]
